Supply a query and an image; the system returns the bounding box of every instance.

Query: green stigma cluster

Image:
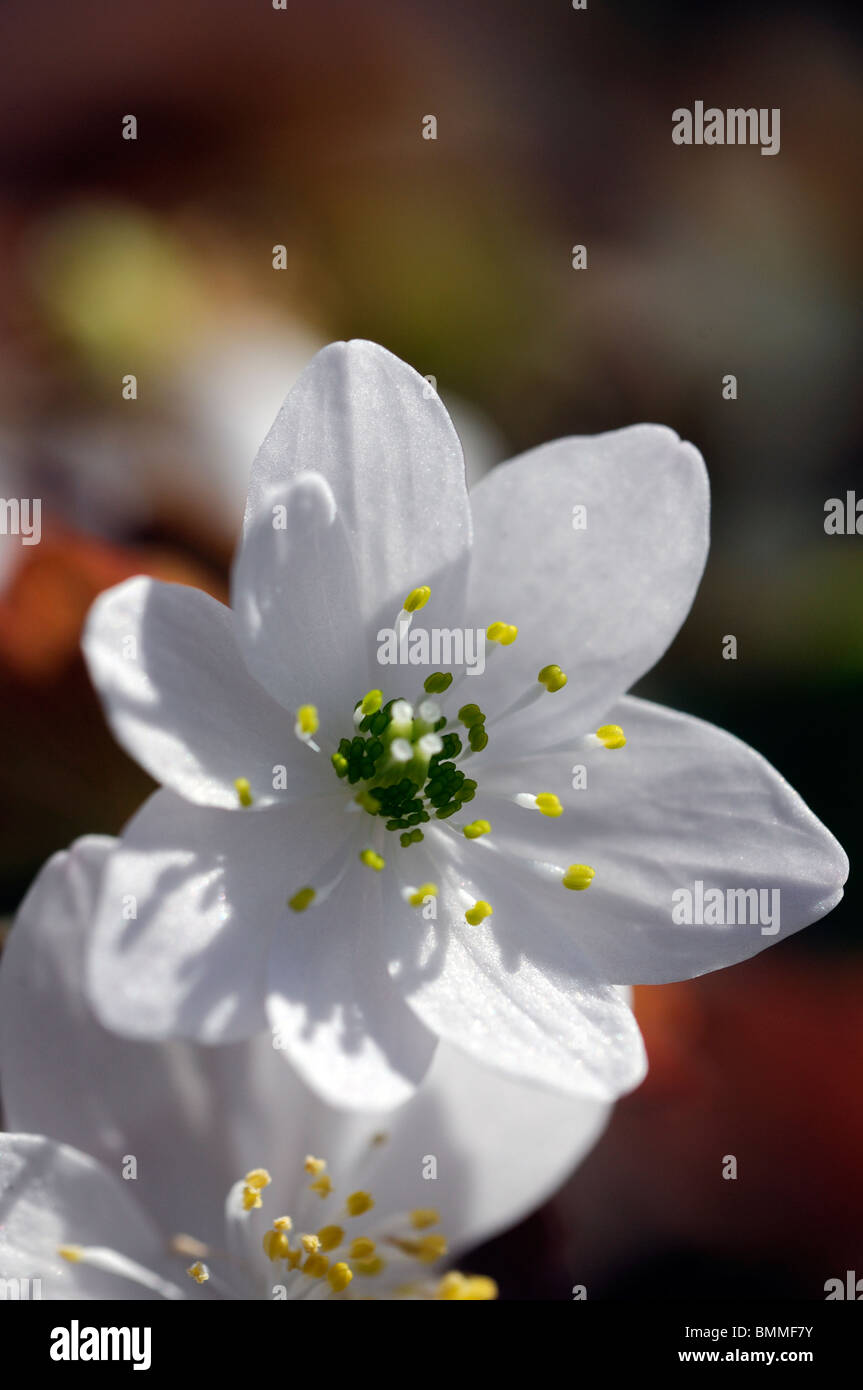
[330,680,485,847]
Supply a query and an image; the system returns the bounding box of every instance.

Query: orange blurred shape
[0,526,225,681]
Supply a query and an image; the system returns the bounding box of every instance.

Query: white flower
[81,340,847,1111]
[0,836,610,1301]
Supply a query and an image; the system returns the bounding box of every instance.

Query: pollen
[486,621,518,645]
[186,1261,210,1284]
[463,819,491,839]
[288,886,316,913]
[538,664,568,692]
[596,723,626,749]
[465,899,493,925]
[300,1233,321,1254]
[562,864,595,891]
[359,848,385,871]
[403,586,431,612]
[346,1190,374,1218]
[305,1155,327,1175]
[234,777,253,807]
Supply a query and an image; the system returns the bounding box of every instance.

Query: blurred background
[0,0,860,1299]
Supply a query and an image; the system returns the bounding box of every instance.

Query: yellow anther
[262,1227,293,1262]
[186,1261,210,1284]
[408,882,437,907]
[309,1174,332,1198]
[486,621,518,645]
[404,586,431,612]
[242,1167,271,1210]
[327,1261,353,1292]
[535,793,563,818]
[288,886,316,913]
[346,1190,374,1218]
[354,1256,385,1277]
[301,1233,321,1254]
[317,1225,344,1253]
[416,1234,448,1263]
[463,819,491,840]
[360,689,383,715]
[349,1237,376,1260]
[359,848,385,872]
[562,863,595,891]
[272,1216,293,1231]
[465,899,493,926]
[305,1155,326,1174]
[410,1209,440,1230]
[58,1245,83,1264]
[596,723,626,750]
[537,664,568,692]
[296,704,319,736]
[234,777,253,807]
[355,790,381,814]
[436,1271,499,1301]
[303,1252,330,1279]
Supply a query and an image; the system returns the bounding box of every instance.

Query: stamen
[486,621,518,646]
[58,1244,185,1299]
[514,792,563,818]
[465,899,493,925]
[424,672,453,694]
[463,819,491,839]
[242,1168,272,1211]
[436,1271,499,1300]
[403,586,431,613]
[402,882,438,908]
[317,1225,345,1252]
[186,1261,210,1284]
[562,864,595,891]
[595,723,626,749]
[359,849,385,871]
[288,886,316,913]
[410,1209,440,1229]
[327,1262,353,1292]
[537,663,568,692]
[346,1191,374,1217]
[234,777,253,807]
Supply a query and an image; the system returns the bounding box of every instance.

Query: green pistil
[334,692,487,845]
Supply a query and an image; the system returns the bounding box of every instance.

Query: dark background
[0,0,860,1299]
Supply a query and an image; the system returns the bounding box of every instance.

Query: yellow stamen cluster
[486,621,518,645]
[538,663,568,692]
[562,864,595,891]
[465,899,493,926]
[596,723,626,749]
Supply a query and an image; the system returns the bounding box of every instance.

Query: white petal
[382,836,646,1100]
[86,789,352,1043]
[232,473,373,727]
[466,425,709,751]
[267,861,437,1111]
[479,695,848,982]
[83,575,322,808]
[0,1133,176,1300]
[361,1042,613,1254]
[244,340,472,631]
